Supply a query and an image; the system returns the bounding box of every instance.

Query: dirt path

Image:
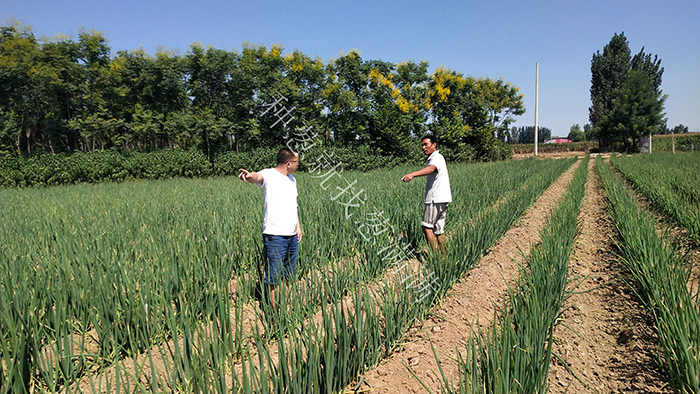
[548,159,672,393]
[352,159,581,393]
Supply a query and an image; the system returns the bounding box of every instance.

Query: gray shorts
[422,202,448,235]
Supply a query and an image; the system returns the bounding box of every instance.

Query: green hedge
[210,145,422,175]
[1,141,511,188]
[0,145,429,188]
[652,133,700,152]
[0,149,212,187]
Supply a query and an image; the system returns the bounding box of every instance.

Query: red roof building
[543,138,572,144]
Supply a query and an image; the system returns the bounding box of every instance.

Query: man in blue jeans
[238,148,302,308]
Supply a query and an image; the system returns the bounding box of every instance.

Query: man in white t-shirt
[401,135,452,253]
[238,148,302,307]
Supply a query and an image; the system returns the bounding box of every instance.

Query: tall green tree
[186,44,240,157]
[280,49,326,128]
[589,32,630,139]
[322,51,372,146]
[567,124,585,142]
[390,60,431,140]
[66,30,122,152]
[589,33,666,151]
[226,44,263,151]
[366,60,428,156]
[508,126,551,144]
[602,68,665,152]
[36,38,84,152]
[473,77,525,141]
[583,123,594,141]
[667,124,689,134]
[0,24,45,154]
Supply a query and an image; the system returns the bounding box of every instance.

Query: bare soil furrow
[548,158,672,394]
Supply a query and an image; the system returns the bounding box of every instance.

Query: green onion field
[1,153,699,393]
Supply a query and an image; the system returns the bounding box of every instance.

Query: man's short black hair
[421,135,437,145]
[277,147,297,164]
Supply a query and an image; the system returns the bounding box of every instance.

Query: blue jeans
[263,234,299,285]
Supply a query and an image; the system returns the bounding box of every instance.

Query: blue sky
[2,0,698,136]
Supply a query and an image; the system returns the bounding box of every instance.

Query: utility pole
[534,63,539,157]
[672,133,676,154]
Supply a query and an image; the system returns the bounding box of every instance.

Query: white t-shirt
[258,168,298,236]
[425,150,452,204]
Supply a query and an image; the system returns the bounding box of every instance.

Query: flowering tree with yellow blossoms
[427,68,524,160]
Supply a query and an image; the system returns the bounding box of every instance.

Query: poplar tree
[589,32,666,151]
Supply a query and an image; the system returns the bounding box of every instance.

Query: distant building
[544,138,572,144]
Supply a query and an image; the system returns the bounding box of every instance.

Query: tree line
[0,22,525,161]
[512,121,690,146]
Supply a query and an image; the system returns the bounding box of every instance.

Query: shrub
[2,141,514,188]
[652,133,700,152]
[0,149,213,187]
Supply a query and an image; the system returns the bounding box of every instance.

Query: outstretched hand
[402,173,414,182]
[238,168,251,182]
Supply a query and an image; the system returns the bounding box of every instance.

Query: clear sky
[2,0,698,136]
